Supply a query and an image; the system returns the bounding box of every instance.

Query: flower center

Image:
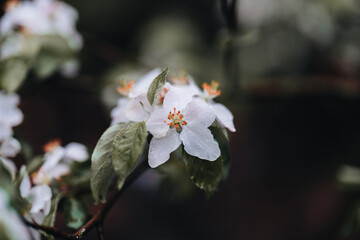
[202,80,221,97]
[163,107,187,130]
[117,79,135,97]
[31,168,51,185]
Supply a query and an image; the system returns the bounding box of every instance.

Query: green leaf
[182,151,223,195]
[34,35,76,79]
[0,158,14,194]
[210,124,231,182]
[33,52,62,79]
[64,198,88,230]
[112,122,147,189]
[42,194,63,227]
[147,67,168,105]
[0,58,29,92]
[91,123,128,203]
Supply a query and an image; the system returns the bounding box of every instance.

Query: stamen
[117,79,134,97]
[202,80,221,97]
[164,108,188,131]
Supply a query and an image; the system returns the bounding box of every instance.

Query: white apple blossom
[111,68,161,125]
[146,87,220,168]
[199,81,236,132]
[0,91,23,141]
[31,139,89,185]
[0,189,31,240]
[19,165,51,240]
[0,0,82,50]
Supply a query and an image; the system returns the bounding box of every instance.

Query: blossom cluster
[1,0,82,53]
[0,0,82,80]
[19,139,88,239]
[111,69,235,168]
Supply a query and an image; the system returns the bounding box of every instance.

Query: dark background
[7,0,360,239]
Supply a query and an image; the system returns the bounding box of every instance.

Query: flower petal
[148,129,181,168]
[125,93,152,122]
[129,68,162,98]
[163,87,193,112]
[44,163,70,180]
[110,98,130,125]
[212,103,236,132]
[19,166,31,198]
[184,98,215,127]
[0,137,21,158]
[41,147,65,172]
[180,122,220,161]
[146,108,169,138]
[64,142,88,162]
[29,185,52,214]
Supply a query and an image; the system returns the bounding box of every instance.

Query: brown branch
[24,159,149,240]
[96,222,105,240]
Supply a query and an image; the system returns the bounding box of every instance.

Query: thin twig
[97,222,105,240]
[24,159,149,239]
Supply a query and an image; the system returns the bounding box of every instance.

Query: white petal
[0,158,17,179]
[129,68,162,98]
[64,142,88,162]
[146,108,169,138]
[184,98,215,127]
[19,166,31,198]
[0,124,12,141]
[41,147,65,172]
[148,129,181,168]
[0,137,21,158]
[180,122,220,161]
[110,98,130,125]
[44,163,70,180]
[125,93,152,122]
[212,103,236,132]
[163,87,193,112]
[29,185,52,214]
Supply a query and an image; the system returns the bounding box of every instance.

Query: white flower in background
[0,189,31,240]
[111,68,161,125]
[199,81,236,132]
[0,137,21,179]
[20,166,52,227]
[0,0,82,50]
[31,139,88,185]
[146,87,220,168]
[0,91,23,141]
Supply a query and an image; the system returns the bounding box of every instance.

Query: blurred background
[5,0,360,239]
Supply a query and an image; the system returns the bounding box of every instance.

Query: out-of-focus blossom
[20,166,52,225]
[146,87,220,168]
[111,68,161,125]
[0,0,82,50]
[0,137,21,178]
[0,189,31,240]
[198,81,236,132]
[0,91,23,141]
[31,139,88,185]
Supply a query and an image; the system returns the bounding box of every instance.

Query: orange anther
[43,139,61,153]
[117,79,135,97]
